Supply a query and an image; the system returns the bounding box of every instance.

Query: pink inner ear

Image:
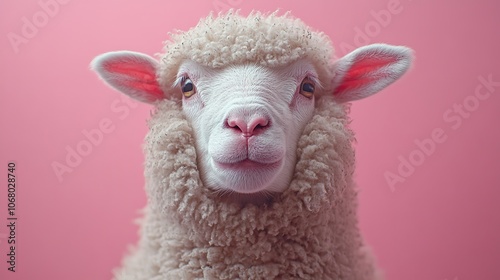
[104,60,164,99]
[334,56,397,94]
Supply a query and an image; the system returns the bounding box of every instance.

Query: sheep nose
[227,115,269,137]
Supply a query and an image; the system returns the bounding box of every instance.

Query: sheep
[91,11,412,280]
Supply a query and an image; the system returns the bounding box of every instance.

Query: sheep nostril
[226,116,269,137]
[248,117,269,135]
[227,118,245,133]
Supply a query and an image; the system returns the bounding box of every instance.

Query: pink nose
[227,115,269,137]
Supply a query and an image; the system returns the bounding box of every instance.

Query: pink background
[1,0,499,279]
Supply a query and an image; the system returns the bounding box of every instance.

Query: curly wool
[158,11,335,98]
[113,96,381,279]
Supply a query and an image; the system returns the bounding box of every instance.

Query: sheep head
[91,12,412,196]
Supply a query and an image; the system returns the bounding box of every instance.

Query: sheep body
[114,97,380,279]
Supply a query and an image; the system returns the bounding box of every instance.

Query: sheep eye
[181,78,196,98]
[299,78,315,98]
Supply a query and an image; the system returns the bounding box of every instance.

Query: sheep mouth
[214,159,281,171]
[210,158,284,194]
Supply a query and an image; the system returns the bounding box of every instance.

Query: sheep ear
[331,44,412,103]
[91,51,164,103]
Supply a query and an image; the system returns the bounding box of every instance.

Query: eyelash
[174,75,188,87]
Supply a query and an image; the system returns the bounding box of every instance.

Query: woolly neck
[127,96,378,279]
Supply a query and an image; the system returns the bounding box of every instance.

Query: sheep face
[91,12,412,198]
[176,59,318,194]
